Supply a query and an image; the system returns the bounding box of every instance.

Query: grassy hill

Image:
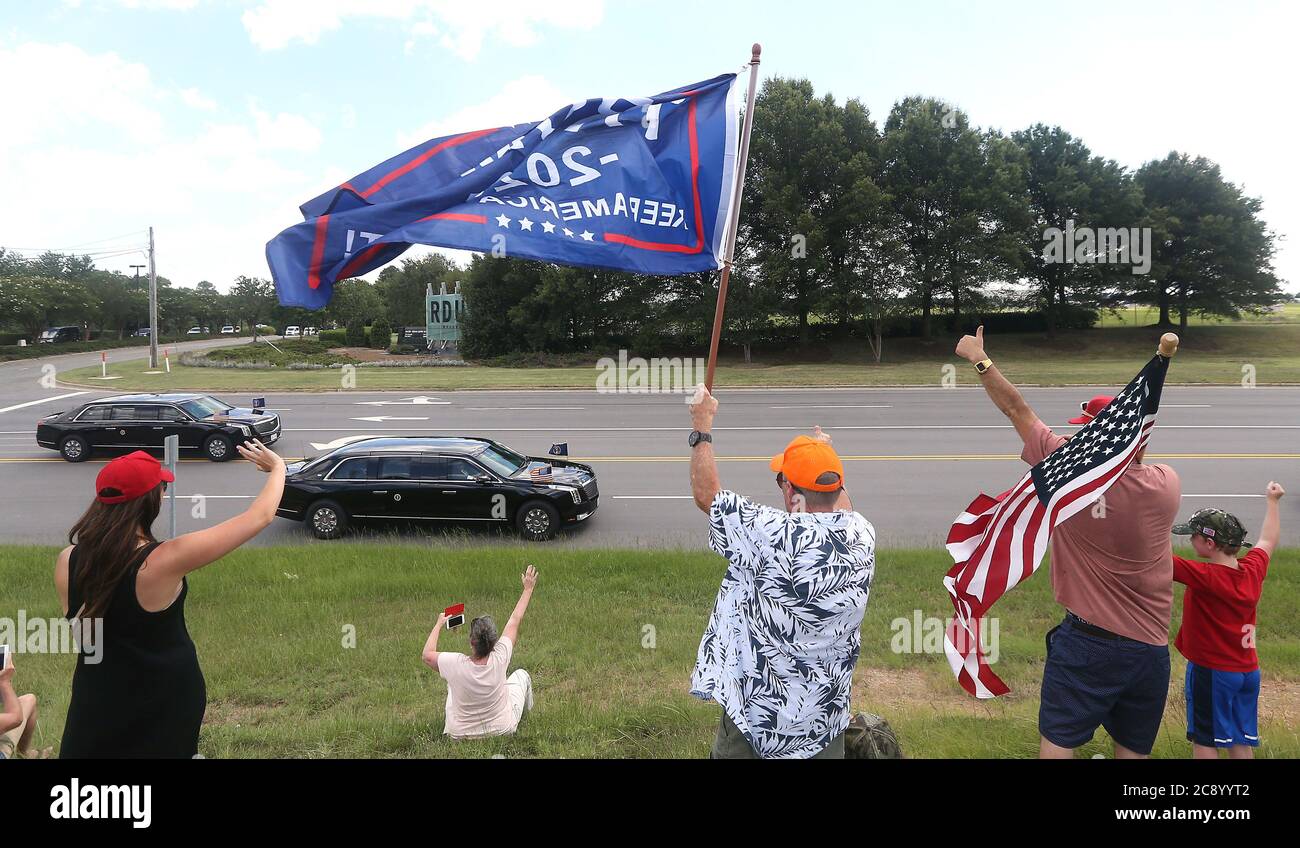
[4,543,1297,758]
[57,323,1300,391]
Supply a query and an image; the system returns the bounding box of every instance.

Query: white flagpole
[704,43,761,392]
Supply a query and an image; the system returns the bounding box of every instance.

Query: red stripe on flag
[359,128,500,199]
[307,213,331,290]
[604,92,706,255]
[417,212,488,224]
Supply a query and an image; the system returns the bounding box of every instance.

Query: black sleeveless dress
[60,542,207,758]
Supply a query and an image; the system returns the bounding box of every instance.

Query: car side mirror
[474,474,493,484]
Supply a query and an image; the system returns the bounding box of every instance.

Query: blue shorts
[1039,615,1170,755]
[1186,662,1260,748]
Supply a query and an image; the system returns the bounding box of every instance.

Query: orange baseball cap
[770,435,845,492]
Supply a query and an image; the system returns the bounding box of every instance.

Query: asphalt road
[0,351,1297,549]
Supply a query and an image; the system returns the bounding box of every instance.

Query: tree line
[461,80,1285,361]
[2,79,1285,360]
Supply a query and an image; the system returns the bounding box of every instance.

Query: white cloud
[0,42,164,148]
[241,0,603,60]
[0,41,329,290]
[395,74,568,149]
[179,86,217,111]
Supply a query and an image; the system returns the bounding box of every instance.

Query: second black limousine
[36,393,281,462]
[276,436,598,541]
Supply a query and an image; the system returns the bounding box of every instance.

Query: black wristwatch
[688,430,712,448]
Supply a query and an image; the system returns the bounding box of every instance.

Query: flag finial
[1159,332,1179,357]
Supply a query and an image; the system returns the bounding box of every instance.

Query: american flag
[943,351,1171,698]
[529,464,554,481]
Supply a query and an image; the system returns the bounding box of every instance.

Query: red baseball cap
[1069,395,1114,425]
[770,435,845,492]
[95,450,174,504]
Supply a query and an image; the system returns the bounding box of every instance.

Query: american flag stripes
[943,352,1171,698]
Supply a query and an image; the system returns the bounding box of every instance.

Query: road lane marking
[612,495,694,499]
[0,392,88,415]
[282,424,1300,433]
[764,408,889,413]
[466,407,587,410]
[2,452,1300,468]
[1182,494,1265,498]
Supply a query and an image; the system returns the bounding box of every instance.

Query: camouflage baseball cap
[1172,508,1252,548]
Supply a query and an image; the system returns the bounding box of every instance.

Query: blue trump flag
[267,73,742,309]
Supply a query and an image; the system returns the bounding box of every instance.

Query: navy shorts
[1039,615,1170,755]
[1186,661,1260,747]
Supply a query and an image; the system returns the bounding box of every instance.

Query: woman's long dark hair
[68,484,163,620]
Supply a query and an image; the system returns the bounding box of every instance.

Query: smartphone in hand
[444,604,465,630]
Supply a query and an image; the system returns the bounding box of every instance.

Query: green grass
[1096,302,1300,328]
[56,323,1300,391]
[3,544,1297,758]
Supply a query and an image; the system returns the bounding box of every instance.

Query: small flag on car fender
[549,443,568,456]
[529,464,554,480]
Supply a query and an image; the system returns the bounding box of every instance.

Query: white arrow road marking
[355,395,450,406]
[350,416,431,422]
[0,391,88,415]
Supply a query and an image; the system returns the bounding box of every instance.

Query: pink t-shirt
[437,636,515,738]
[1022,421,1181,645]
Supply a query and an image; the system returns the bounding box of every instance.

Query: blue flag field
[268,73,742,309]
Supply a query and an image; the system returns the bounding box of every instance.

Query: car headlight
[236,424,253,437]
[548,484,581,503]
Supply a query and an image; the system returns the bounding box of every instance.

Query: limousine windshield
[178,396,233,419]
[476,443,527,476]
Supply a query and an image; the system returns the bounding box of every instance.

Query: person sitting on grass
[422,565,537,739]
[1171,482,1285,760]
[0,654,52,760]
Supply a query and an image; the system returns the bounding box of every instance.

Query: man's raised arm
[955,326,1043,446]
[689,385,721,513]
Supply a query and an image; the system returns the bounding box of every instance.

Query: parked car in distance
[186,326,211,336]
[302,326,318,336]
[36,393,282,462]
[221,325,237,334]
[277,436,599,541]
[284,325,301,337]
[38,326,83,344]
[131,327,152,338]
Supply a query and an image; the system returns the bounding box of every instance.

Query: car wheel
[59,435,91,462]
[516,500,560,542]
[307,500,348,540]
[203,434,233,462]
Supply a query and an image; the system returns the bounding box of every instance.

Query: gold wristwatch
[974,358,993,374]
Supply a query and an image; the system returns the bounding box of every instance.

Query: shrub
[345,319,367,347]
[369,317,392,350]
[319,329,347,346]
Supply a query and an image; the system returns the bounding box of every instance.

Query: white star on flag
[495,214,511,227]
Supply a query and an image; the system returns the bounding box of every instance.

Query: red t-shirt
[1172,548,1269,672]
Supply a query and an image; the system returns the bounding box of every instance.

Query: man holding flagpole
[685,385,876,759]
[953,326,1182,759]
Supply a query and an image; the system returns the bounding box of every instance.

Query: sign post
[164,434,179,538]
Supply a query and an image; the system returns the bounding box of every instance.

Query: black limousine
[276,436,598,541]
[36,393,282,462]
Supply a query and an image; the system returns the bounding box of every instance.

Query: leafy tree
[229,275,276,339]
[369,317,392,350]
[345,318,368,347]
[1135,152,1282,329]
[377,253,458,327]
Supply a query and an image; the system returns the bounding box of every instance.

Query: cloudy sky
[2,0,1294,293]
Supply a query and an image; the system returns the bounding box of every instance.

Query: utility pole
[130,264,145,279]
[148,226,158,369]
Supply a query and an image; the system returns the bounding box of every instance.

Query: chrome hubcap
[64,440,82,458]
[314,509,338,533]
[209,440,226,458]
[524,508,550,535]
